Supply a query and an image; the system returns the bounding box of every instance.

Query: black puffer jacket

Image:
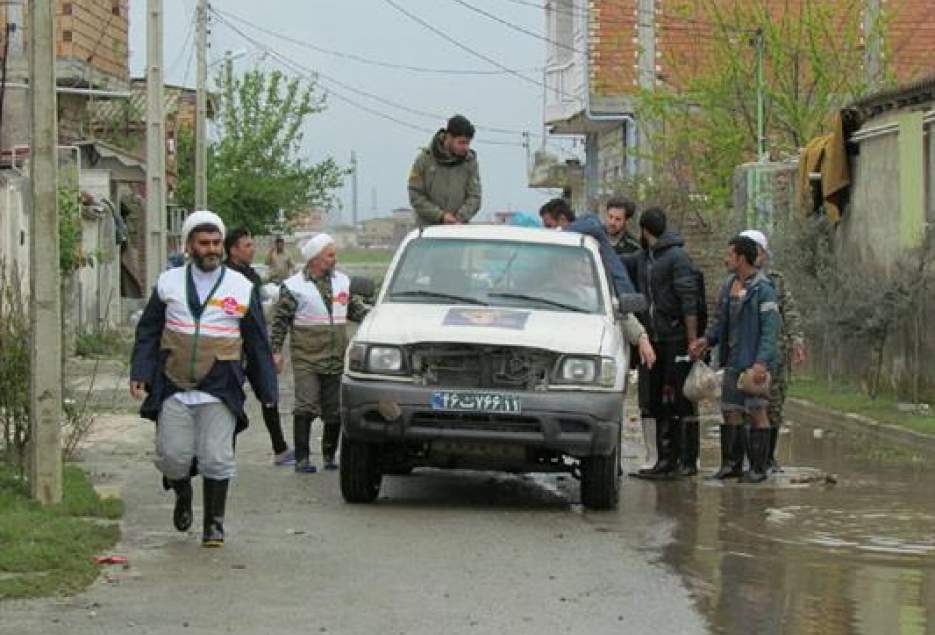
[624,232,699,343]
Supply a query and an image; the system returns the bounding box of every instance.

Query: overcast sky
[128,0,580,222]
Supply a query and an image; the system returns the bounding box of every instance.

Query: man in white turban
[270,233,369,472]
[129,210,277,547]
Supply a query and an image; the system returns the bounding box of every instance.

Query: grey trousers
[155,399,236,481]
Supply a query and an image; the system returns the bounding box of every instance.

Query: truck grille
[408,344,556,390]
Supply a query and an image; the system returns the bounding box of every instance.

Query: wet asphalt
[3,368,934,635]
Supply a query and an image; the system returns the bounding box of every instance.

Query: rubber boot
[630,418,668,478]
[709,425,744,480]
[638,418,681,480]
[163,476,193,532]
[293,414,316,472]
[766,426,782,474]
[322,417,341,470]
[641,415,657,469]
[201,478,229,548]
[740,428,770,484]
[679,418,700,477]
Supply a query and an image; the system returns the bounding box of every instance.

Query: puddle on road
[652,420,935,634]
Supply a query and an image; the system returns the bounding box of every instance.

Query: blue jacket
[130,268,278,431]
[705,270,781,372]
[564,214,638,296]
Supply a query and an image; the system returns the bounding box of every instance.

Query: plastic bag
[683,360,720,402]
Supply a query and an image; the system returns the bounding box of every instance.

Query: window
[62,3,73,16]
[388,238,604,314]
[112,1,121,17]
[548,0,575,66]
[62,30,72,42]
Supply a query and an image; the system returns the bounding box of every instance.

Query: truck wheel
[340,437,383,503]
[580,443,620,510]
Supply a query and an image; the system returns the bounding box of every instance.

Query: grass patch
[339,248,395,265]
[75,330,132,360]
[789,376,935,436]
[0,464,123,599]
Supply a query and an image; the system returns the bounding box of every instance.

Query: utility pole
[350,151,358,227]
[195,0,208,209]
[635,0,656,181]
[146,0,166,290]
[29,0,62,504]
[864,0,883,90]
[755,27,766,163]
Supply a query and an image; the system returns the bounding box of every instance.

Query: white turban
[739,229,770,256]
[301,233,335,261]
[182,210,226,246]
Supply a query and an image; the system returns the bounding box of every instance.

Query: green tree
[176,68,346,233]
[634,0,890,210]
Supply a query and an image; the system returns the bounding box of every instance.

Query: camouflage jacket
[270,270,368,374]
[767,270,804,368]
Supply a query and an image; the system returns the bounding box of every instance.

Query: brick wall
[887,0,935,81]
[591,0,639,95]
[588,0,935,101]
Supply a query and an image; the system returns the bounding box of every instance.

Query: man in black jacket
[625,208,701,479]
[224,227,293,466]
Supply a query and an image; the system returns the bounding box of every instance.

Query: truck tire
[580,442,620,510]
[340,437,383,503]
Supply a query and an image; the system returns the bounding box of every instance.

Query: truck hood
[357,303,607,355]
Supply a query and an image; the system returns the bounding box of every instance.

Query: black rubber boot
[740,428,770,484]
[322,417,341,470]
[679,418,700,476]
[766,426,782,473]
[293,414,313,464]
[638,418,681,480]
[168,478,193,532]
[710,425,745,480]
[633,417,667,477]
[201,478,229,548]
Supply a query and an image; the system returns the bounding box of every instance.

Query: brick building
[533,0,935,206]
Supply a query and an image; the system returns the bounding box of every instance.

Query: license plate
[431,391,522,414]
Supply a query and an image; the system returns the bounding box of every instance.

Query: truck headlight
[559,357,597,384]
[368,346,403,373]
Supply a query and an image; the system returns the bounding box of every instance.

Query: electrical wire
[212,6,542,77]
[212,15,527,148]
[168,5,197,76]
[448,0,584,54]
[213,13,540,139]
[379,0,576,100]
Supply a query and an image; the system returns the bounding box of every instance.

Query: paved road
[2,393,705,635]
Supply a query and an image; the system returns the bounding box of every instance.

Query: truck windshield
[386,238,604,314]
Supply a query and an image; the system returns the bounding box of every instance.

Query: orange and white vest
[283,270,352,364]
[157,265,254,389]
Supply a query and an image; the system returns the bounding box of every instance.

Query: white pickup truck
[339,224,630,509]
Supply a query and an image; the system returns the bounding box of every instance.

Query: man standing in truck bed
[408,114,482,226]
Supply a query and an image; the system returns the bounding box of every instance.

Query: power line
[213,16,527,148]
[448,0,584,54]
[379,0,574,99]
[212,6,542,76]
[168,4,197,75]
[213,13,540,138]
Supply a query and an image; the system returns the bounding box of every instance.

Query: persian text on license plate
[431,391,522,414]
